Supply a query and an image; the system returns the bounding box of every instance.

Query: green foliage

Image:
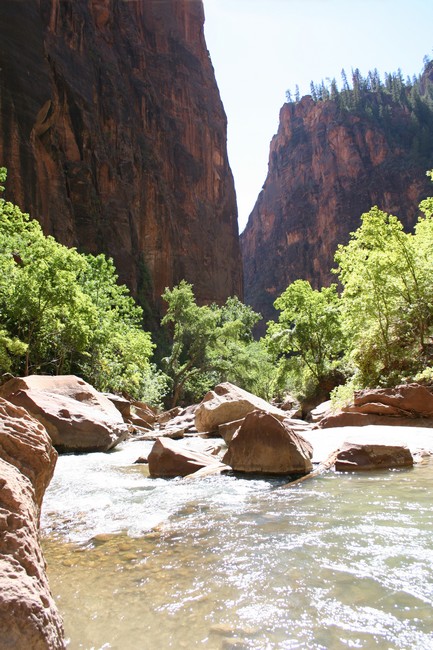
[330,380,358,411]
[334,177,433,387]
[0,170,165,405]
[268,170,433,397]
[161,282,269,406]
[265,280,346,400]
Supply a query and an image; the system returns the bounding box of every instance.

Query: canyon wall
[241,66,433,323]
[0,0,242,317]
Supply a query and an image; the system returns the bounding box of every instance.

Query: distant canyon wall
[241,65,433,323]
[0,0,242,317]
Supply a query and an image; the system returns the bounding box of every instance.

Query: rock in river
[223,410,313,476]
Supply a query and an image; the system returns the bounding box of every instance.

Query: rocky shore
[1,375,433,648]
[0,398,64,650]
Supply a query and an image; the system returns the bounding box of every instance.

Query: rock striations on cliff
[241,63,433,323]
[0,0,242,315]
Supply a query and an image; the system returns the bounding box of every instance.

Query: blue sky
[203,0,433,232]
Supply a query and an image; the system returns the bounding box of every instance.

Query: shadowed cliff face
[241,92,433,324]
[0,0,242,317]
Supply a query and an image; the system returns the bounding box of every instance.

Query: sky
[203,0,433,232]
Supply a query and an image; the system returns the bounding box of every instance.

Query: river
[41,437,433,649]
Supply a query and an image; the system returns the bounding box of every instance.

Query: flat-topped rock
[0,375,129,453]
[335,440,413,471]
[302,425,433,464]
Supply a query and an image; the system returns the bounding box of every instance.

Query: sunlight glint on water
[41,441,433,649]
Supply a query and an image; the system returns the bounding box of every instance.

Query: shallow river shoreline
[41,426,433,649]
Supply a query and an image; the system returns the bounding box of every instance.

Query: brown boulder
[195,383,287,433]
[148,438,225,478]
[335,441,413,471]
[319,384,433,429]
[104,393,131,418]
[353,384,433,417]
[0,375,129,453]
[158,404,199,438]
[0,397,57,512]
[0,399,65,648]
[223,410,313,476]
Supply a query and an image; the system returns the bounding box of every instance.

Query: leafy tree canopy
[161,281,270,406]
[334,172,433,387]
[265,280,345,400]
[0,168,166,405]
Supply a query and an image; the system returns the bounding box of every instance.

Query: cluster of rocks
[135,382,433,480]
[317,384,433,429]
[0,375,130,453]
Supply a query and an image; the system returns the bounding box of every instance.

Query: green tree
[161,282,267,406]
[335,204,432,385]
[0,168,165,405]
[265,280,345,399]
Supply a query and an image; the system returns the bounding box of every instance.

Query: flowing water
[41,440,433,650]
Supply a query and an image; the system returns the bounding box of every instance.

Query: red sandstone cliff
[241,68,433,323]
[0,0,242,316]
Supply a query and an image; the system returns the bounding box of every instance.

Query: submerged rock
[0,375,129,453]
[223,410,313,476]
[0,397,65,649]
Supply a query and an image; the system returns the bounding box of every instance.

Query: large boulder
[0,398,57,512]
[319,383,433,429]
[223,410,313,476]
[148,437,226,478]
[335,440,413,471]
[195,382,288,433]
[0,398,65,649]
[0,375,129,453]
[353,384,433,416]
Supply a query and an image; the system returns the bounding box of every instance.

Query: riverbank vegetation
[1,167,433,409]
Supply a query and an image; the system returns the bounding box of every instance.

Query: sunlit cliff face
[241,94,432,323]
